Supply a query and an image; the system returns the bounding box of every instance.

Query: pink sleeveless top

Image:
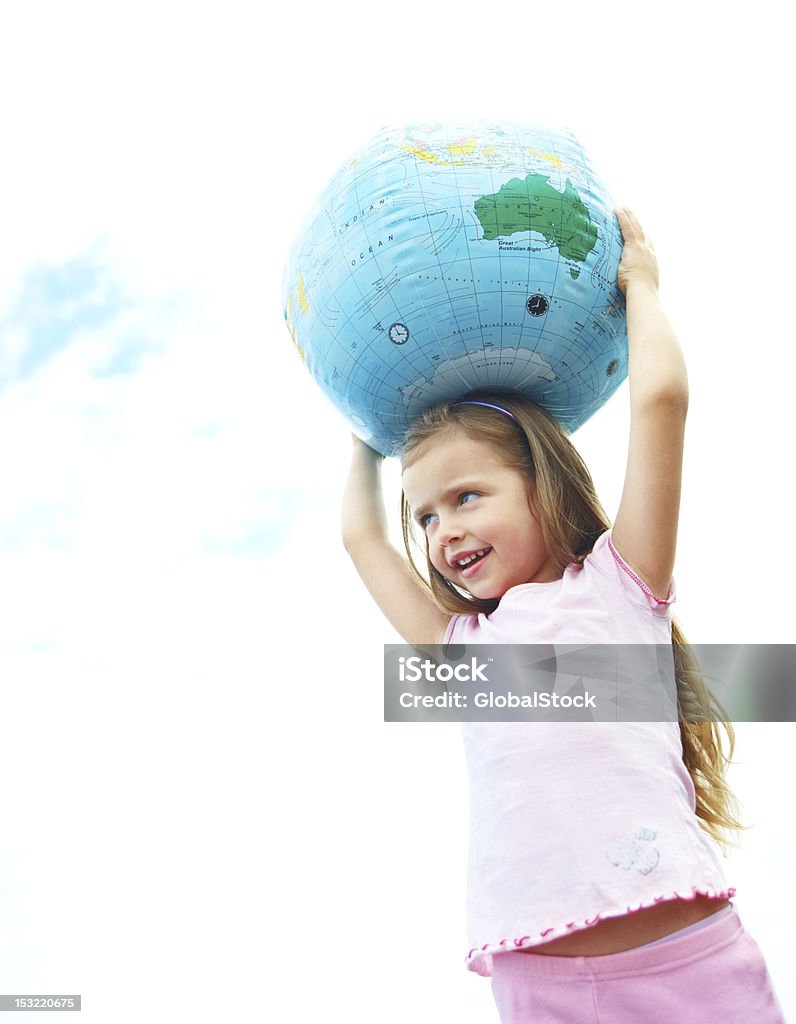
[444,529,734,976]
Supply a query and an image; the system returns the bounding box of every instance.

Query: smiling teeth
[456,549,487,567]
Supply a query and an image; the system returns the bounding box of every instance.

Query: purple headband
[451,399,517,422]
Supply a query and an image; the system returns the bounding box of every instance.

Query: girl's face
[402,431,562,600]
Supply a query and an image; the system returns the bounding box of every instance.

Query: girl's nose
[438,515,463,547]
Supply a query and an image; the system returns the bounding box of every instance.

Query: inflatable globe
[283,120,626,456]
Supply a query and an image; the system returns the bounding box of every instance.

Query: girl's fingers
[615,207,652,247]
[617,206,638,223]
[616,207,641,235]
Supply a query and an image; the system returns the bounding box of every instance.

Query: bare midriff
[517,895,731,956]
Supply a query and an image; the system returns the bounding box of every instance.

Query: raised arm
[342,435,450,646]
[611,208,689,601]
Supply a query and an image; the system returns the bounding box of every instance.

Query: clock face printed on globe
[389,322,410,345]
[526,294,549,317]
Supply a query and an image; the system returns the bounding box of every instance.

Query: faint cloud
[0,247,162,386]
[0,499,79,551]
[200,487,308,560]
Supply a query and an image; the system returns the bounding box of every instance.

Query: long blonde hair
[400,390,744,853]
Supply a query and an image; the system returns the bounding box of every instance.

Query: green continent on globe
[474,173,598,264]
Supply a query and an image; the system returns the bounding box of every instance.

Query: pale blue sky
[0,2,793,1022]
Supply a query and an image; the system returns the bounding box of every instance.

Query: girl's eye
[417,492,478,529]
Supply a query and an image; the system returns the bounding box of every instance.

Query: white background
[0,1,793,1021]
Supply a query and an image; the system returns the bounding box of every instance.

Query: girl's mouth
[456,547,492,579]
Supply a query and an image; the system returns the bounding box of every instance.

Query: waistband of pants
[490,904,742,980]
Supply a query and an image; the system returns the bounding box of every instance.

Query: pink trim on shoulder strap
[607,534,675,606]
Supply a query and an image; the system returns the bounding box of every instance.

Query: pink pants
[490,905,785,1023]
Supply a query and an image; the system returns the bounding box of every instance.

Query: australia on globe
[283,121,626,456]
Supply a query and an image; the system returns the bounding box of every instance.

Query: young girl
[341,208,785,1022]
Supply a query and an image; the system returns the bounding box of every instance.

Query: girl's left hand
[615,207,660,297]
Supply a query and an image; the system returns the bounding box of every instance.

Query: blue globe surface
[283,120,627,456]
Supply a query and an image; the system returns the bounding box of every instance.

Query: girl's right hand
[615,207,660,297]
[351,433,385,461]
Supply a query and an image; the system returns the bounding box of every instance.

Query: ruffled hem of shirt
[465,883,737,976]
